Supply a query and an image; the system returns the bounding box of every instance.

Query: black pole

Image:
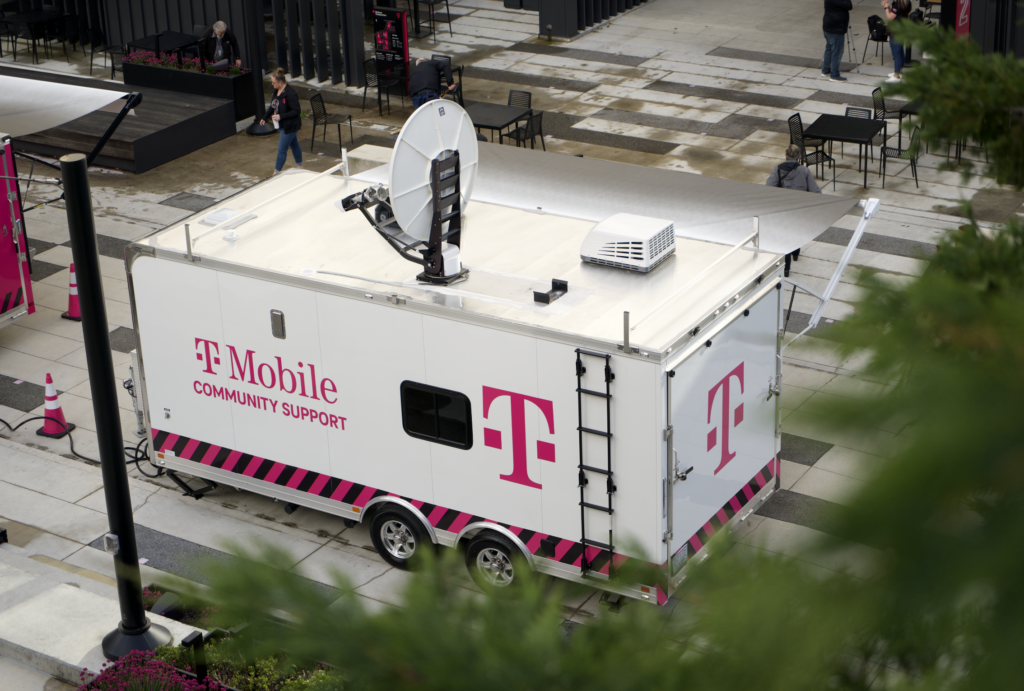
[59,154,172,660]
[246,0,275,136]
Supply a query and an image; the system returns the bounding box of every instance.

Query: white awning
[357,143,859,255]
[0,76,127,138]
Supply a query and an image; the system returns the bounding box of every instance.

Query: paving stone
[464,65,600,93]
[26,261,66,283]
[779,432,834,467]
[755,488,842,535]
[0,374,48,414]
[508,41,650,67]
[59,234,130,261]
[590,107,717,135]
[815,226,937,258]
[643,80,803,109]
[805,90,875,109]
[708,47,859,74]
[158,192,218,213]
[107,326,136,354]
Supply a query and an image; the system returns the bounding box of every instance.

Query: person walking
[883,0,911,83]
[260,69,303,175]
[822,0,852,83]
[409,58,457,109]
[766,145,822,277]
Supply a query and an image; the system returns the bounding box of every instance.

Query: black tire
[465,533,523,591]
[369,507,427,569]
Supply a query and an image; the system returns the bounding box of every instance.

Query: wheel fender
[455,522,536,570]
[361,497,438,545]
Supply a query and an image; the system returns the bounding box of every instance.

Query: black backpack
[867,15,887,41]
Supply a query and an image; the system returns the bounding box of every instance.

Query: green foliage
[886,24,1024,187]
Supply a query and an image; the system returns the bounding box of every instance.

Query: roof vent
[580,213,675,273]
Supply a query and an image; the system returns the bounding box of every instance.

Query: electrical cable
[0,414,163,476]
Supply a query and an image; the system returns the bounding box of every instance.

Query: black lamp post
[60,153,172,659]
[246,0,275,136]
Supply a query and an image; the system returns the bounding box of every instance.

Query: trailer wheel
[370,507,426,569]
[465,534,521,591]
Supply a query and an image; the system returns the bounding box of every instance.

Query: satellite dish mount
[341,100,478,285]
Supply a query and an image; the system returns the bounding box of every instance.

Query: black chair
[881,126,921,188]
[844,106,878,166]
[362,59,400,116]
[90,43,127,79]
[431,53,451,64]
[864,15,888,66]
[508,89,532,110]
[310,92,354,152]
[421,0,453,39]
[500,111,546,150]
[872,87,901,147]
[788,113,824,159]
[789,114,835,189]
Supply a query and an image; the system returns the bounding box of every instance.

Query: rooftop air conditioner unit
[580,213,676,273]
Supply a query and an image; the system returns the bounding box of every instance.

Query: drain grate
[159,192,218,212]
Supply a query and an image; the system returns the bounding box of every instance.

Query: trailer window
[400,382,473,449]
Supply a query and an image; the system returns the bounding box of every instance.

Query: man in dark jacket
[766,145,822,277]
[822,0,852,82]
[409,58,456,109]
[200,20,241,68]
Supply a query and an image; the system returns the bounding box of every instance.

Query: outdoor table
[803,114,887,189]
[379,63,466,106]
[0,10,60,64]
[465,102,532,142]
[127,30,200,61]
[898,100,920,148]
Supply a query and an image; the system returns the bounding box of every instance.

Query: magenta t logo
[707,362,744,475]
[195,338,221,374]
[482,386,555,489]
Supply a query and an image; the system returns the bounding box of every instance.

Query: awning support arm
[782,198,880,350]
[86,92,143,168]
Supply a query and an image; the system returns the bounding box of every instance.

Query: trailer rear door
[665,285,779,567]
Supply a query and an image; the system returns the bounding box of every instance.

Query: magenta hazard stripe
[308,473,330,495]
[221,450,243,472]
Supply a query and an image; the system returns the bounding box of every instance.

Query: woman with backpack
[883,0,911,83]
[766,145,822,277]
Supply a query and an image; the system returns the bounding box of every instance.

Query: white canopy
[0,76,127,138]
[357,142,858,255]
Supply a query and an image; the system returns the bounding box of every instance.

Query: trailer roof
[141,169,785,354]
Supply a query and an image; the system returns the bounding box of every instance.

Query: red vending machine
[0,134,35,329]
[373,6,409,92]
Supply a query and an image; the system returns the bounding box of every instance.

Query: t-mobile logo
[707,363,744,475]
[482,386,555,489]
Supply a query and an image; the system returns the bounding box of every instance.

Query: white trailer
[127,103,875,603]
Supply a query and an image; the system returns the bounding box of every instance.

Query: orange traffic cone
[61,263,81,322]
[36,373,75,439]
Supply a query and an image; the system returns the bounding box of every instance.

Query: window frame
[399,380,473,450]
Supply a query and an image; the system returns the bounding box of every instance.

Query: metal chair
[421,0,453,39]
[881,126,921,188]
[362,58,400,116]
[500,111,546,150]
[431,53,451,64]
[872,87,901,148]
[844,106,878,166]
[864,15,888,66]
[787,113,824,159]
[90,43,127,79]
[508,89,532,110]
[310,92,354,152]
[789,114,834,189]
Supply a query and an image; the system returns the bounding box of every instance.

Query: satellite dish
[388,100,478,242]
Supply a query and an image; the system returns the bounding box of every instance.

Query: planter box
[123,63,256,122]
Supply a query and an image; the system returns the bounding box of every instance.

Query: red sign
[956,0,971,40]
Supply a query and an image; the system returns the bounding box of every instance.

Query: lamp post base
[101,619,173,660]
[246,121,277,136]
